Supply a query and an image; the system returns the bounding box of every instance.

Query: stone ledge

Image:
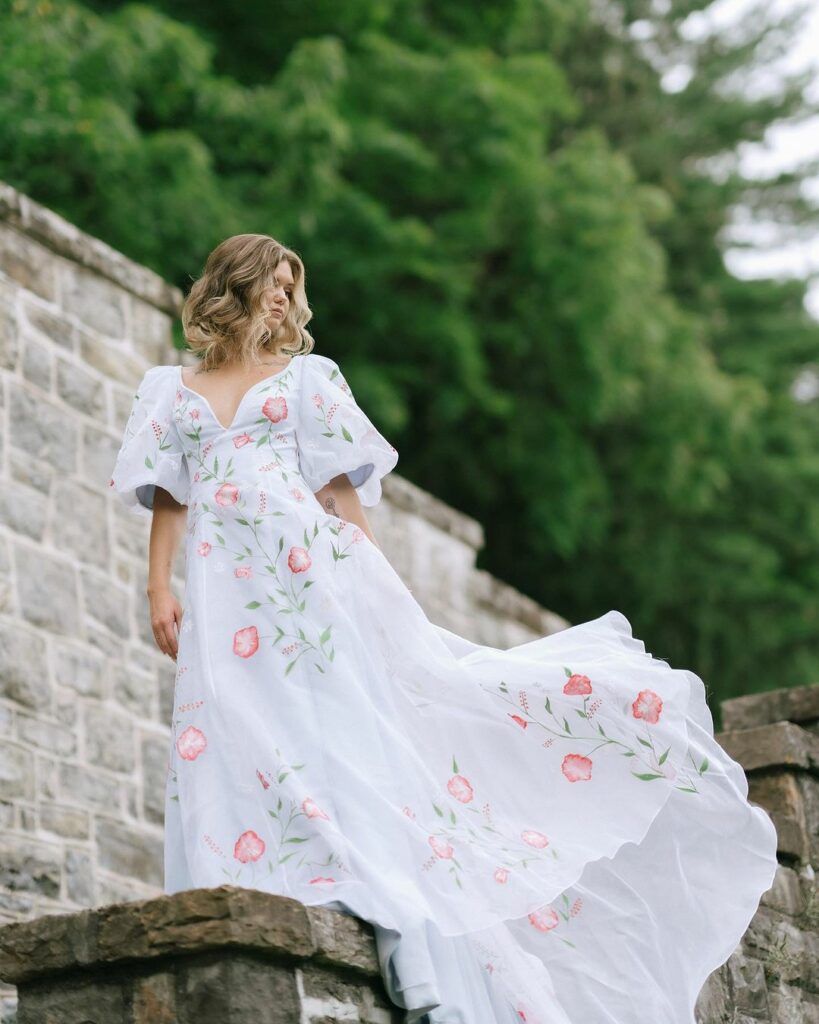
[0,885,380,987]
[0,182,183,316]
[716,721,819,774]
[721,684,819,733]
[382,472,484,550]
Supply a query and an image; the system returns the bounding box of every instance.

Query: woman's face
[262,259,295,333]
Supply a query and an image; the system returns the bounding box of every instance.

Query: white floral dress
[109,351,778,1024]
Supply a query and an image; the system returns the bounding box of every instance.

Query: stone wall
[0,181,569,1016]
[694,685,818,1023]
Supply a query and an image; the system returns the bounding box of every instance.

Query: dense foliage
[4,0,818,722]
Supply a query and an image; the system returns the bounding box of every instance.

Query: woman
[110,233,778,1024]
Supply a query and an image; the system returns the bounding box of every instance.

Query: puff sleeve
[109,365,190,518]
[296,353,399,507]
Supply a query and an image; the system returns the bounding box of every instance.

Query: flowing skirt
[165,531,779,1024]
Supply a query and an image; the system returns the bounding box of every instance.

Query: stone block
[717,721,819,773]
[0,479,46,540]
[95,818,162,887]
[39,802,90,840]
[64,848,94,906]
[721,684,819,733]
[131,970,176,1024]
[61,263,127,339]
[0,296,19,371]
[177,955,300,1022]
[59,762,121,810]
[83,703,135,773]
[53,640,105,699]
[9,386,79,473]
[0,837,61,899]
[140,732,169,826]
[0,740,34,800]
[112,663,155,718]
[0,225,58,303]
[51,480,109,568]
[23,299,76,351]
[21,333,53,390]
[14,544,79,636]
[56,357,106,418]
[81,567,130,640]
[17,714,76,757]
[0,620,50,710]
[16,978,126,1024]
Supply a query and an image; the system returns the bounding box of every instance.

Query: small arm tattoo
[322,494,341,518]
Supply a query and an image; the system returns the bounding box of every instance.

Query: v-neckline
[177,358,298,433]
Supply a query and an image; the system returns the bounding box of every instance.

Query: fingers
[152,616,179,661]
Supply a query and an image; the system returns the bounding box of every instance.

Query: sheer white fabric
[110,352,778,1023]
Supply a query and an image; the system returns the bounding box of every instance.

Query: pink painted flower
[508,714,528,729]
[309,876,335,884]
[287,546,312,573]
[521,829,549,849]
[402,805,416,820]
[193,471,201,482]
[176,726,207,761]
[563,673,592,695]
[289,487,306,502]
[352,528,365,543]
[234,566,253,578]
[302,798,329,820]
[233,433,254,448]
[632,688,663,724]
[233,625,259,658]
[312,393,324,408]
[256,769,270,789]
[446,774,474,804]
[428,835,454,859]
[233,829,265,863]
[528,906,559,932]
[190,408,200,420]
[197,541,212,556]
[561,753,593,782]
[262,396,288,423]
[494,867,510,884]
[214,482,240,507]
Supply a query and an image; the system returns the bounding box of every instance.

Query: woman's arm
[146,488,188,661]
[314,473,382,549]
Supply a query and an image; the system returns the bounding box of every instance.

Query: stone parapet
[0,885,400,1023]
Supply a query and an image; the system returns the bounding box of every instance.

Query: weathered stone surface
[0,741,33,801]
[51,480,109,567]
[81,567,130,640]
[0,224,58,303]
[0,621,50,710]
[0,839,61,899]
[14,544,79,636]
[53,640,105,699]
[16,714,75,758]
[140,732,168,825]
[722,684,819,733]
[9,386,78,474]
[95,818,162,887]
[83,704,135,773]
[59,763,121,811]
[0,886,414,1020]
[718,721,819,773]
[39,803,90,840]
[0,479,46,541]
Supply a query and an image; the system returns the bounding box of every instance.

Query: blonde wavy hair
[181,234,316,369]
